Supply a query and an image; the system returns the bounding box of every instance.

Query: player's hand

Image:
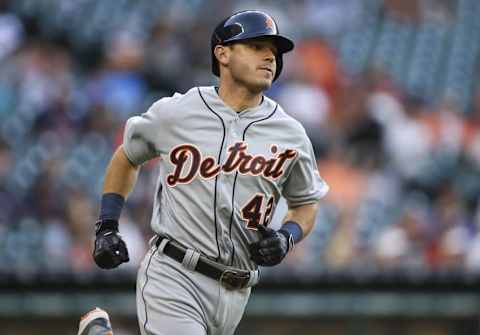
[93,219,130,269]
[248,224,292,266]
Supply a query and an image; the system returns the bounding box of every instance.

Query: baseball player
[91,10,329,335]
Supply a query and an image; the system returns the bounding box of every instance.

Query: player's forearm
[282,202,319,241]
[102,145,140,198]
[93,146,135,269]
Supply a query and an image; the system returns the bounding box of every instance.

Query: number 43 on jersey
[241,194,275,230]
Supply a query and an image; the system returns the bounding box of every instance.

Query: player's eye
[247,42,277,56]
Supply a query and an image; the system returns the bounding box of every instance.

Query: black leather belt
[155,236,252,290]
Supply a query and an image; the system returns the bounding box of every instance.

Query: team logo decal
[265,16,275,31]
[166,141,297,187]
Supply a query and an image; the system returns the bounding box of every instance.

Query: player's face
[227,38,278,93]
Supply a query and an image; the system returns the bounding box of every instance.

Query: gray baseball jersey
[123,86,329,270]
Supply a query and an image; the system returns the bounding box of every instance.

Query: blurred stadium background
[1,0,480,334]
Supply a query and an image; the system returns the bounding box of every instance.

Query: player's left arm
[283,201,319,241]
[249,201,319,267]
[249,131,328,266]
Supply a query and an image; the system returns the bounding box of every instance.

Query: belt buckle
[220,270,249,290]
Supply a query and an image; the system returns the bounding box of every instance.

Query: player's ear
[214,45,230,67]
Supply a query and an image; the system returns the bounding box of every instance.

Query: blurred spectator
[143,21,189,93]
[0,9,23,61]
[324,210,358,270]
[87,33,147,119]
[65,190,96,273]
[374,204,429,270]
[1,0,480,280]
[433,188,471,270]
[275,48,332,156]
[0,138,12,184]
[465,202,480,272]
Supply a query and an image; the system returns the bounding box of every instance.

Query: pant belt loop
[148,235,158,248]
[246,270,260,287]
[182,249,201,271]
[157,238,169,253]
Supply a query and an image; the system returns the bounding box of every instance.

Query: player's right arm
[102,145,140,198]
[91,146,140,269]
[93,98,173,269]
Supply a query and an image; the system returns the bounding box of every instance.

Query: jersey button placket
[221,116,240,265]
[230,116,241,140]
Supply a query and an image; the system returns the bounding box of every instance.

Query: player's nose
[263,50,275,62]
[258,45,276,61]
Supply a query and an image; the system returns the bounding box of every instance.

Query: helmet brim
[230,34,294,54]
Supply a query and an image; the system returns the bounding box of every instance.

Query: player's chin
[259,70,274,83]
[251,76,273,92]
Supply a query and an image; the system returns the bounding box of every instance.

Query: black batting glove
[248,224,294,267]
[93,219,130,269]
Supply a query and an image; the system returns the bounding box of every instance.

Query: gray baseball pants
[137,244,251,335]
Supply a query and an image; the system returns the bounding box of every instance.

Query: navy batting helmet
[211,10,294,81]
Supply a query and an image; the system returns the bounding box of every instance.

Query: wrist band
[280,220,303,244]
[99,193,125,221]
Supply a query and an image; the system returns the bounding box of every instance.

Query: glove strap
[95,219,119,235]
[278,229,295,253]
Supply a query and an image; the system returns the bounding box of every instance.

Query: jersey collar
[199,86,275,120]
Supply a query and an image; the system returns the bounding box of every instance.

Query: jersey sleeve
[122,99,172,165]
[281,135,329,208]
